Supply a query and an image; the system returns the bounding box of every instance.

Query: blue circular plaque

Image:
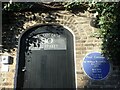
[82,52,110,80]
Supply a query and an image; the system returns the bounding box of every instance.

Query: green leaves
[98,16,105,25]
[96,2,120,63]
[2,2,120,63]
[2,2,33,12]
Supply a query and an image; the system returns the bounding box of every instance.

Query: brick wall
[1,10,120,89]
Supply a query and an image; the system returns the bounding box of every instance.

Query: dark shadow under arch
[14,24,76,89]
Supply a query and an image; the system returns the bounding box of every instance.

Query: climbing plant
[94,2,120,64]
[2,2,33,12]
[2,1,120,63]
[63,2,89,13]
[61,2,120,63]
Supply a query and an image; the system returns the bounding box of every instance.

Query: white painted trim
[63,26,77,89]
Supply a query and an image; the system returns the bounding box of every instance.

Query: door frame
[14,23,77,89]
[63,26,77,88]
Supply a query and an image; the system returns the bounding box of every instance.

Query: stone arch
[2,11,104,89]
[13,13,86,88]
[14,23,76,88]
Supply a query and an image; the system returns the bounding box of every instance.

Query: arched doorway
[15,24,76,88]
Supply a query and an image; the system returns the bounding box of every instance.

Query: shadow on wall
[2,2,65,53]
[2,11,59,53]
[2,2,90,53]
[2,12,24,52]
[2,2,120,89]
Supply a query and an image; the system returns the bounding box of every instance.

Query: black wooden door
[15,24,75,89]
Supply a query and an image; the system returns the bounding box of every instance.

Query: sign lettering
[82,52,110,80]
[28,33,66,50]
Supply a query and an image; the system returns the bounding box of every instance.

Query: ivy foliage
[2,2,33,12]
[95,2,120,64]
[2,2,120,63]
[64,2,120,63]
[63,2,90,13]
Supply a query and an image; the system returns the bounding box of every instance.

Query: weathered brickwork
[1,10,120,89]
